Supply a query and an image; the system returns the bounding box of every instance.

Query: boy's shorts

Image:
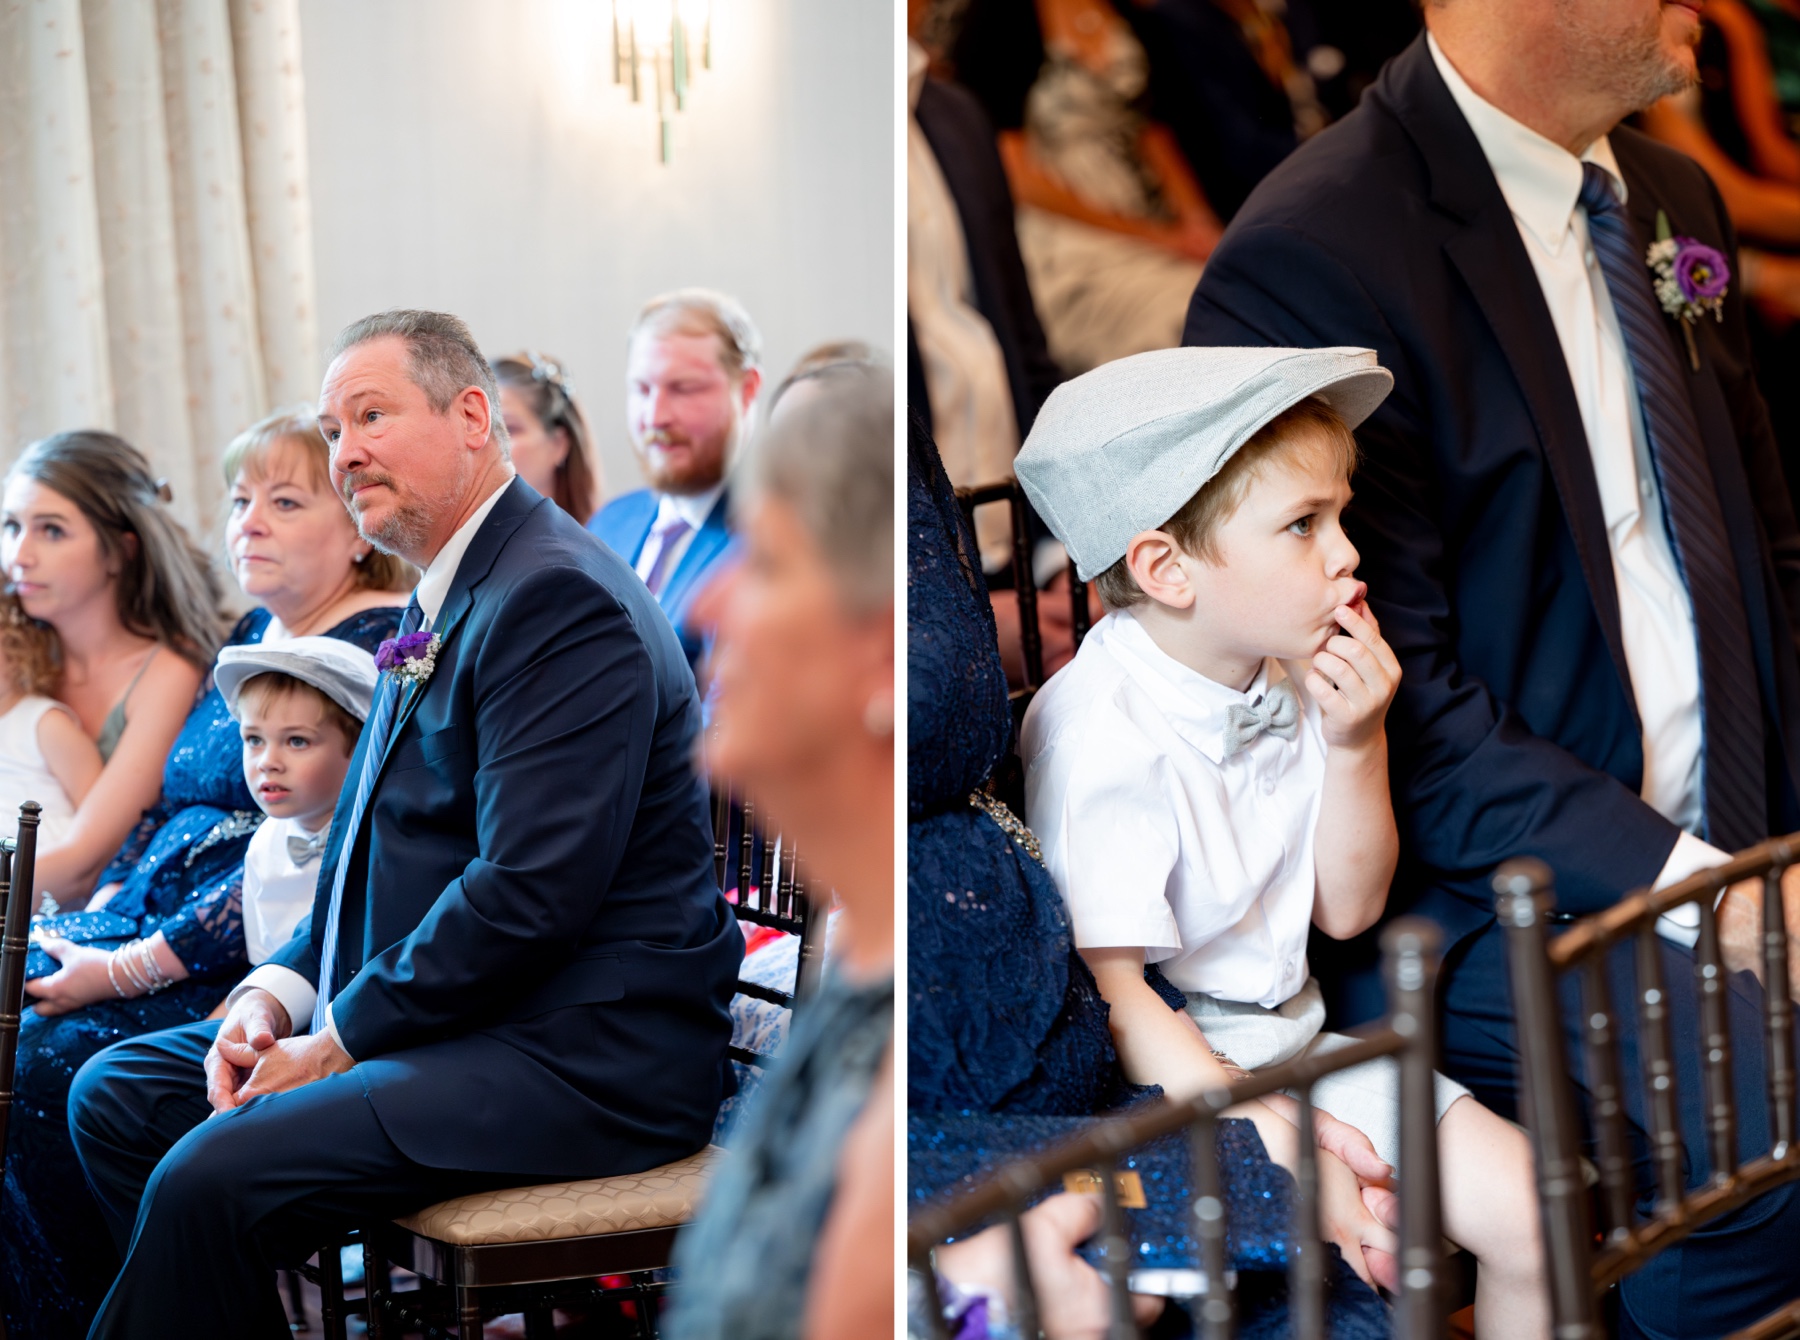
[1183,977,1471,1170]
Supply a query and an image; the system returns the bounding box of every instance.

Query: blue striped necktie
[1579,163,1765,852]
[311,598,423,1035]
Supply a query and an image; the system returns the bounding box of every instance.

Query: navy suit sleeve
[331,565,660,1059]
[1186,224,1678,915]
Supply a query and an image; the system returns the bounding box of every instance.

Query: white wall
[298,0,894,496]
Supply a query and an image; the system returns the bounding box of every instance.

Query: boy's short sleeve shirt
[241,815,324,966]
[1020,609,1328,1009]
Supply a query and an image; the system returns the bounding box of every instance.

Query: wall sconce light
[612,0,714,163]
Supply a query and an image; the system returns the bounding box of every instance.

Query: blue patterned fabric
[906,416,1135,1116]
[666,970,893,1340]
[0,604,400,1340]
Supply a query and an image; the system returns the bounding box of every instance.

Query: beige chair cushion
[396,1145,727,1246]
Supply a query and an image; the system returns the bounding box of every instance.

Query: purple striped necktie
[1579,163,1765,851]
[644,513,693,597]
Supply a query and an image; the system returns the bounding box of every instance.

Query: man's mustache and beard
[340,469,435,557]
[635,418,737,497]
[1556,0,1701,113]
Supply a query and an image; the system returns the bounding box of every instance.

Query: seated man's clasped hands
[66,309,741,1336]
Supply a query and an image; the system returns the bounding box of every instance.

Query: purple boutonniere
[1646,209,1729,372]
[375,629,440,688]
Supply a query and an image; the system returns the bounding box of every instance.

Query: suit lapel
[367,478,538,788]
[1381,37,1637,716]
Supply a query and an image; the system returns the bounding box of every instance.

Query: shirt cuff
[1652,831,1732,948]
[228,964,318,1037]
[325,1002,354,1062]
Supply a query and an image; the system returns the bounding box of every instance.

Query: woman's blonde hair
[8,432,225,671]
[0,594,61,698]
[221,407,414,592]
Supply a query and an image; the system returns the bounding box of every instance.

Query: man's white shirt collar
[1103,610,1288,765]
[1427,31,1626,255]
[653,481,726,536]
[413,477,512,627]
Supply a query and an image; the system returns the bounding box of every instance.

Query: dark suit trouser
[68,1020,529,1340]
[1440,921,1800,1340]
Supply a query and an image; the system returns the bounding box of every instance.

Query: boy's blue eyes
[1288,517,1314,537]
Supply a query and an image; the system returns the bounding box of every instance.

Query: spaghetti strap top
[94,647,159,764]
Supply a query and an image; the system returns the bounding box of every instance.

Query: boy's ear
[1124,529,1196,610]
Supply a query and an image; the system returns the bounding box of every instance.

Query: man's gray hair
[738,363,893,614]
[328,309,511,455]
[628,288,763,380]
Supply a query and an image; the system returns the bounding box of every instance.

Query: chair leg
[362,1234,389,1339]
[523,1303,556,1340]
[632,1276,659,1340]
[456,1283,482,1340]
[283,1267,310,1332]
[318,1246,348,1340]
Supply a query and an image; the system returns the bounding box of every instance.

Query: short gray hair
[328,309,510,455]
[628,288,763,380]
[738,364,892,614]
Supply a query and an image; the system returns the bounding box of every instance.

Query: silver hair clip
[153,477,174,504]
[527,351,574,399]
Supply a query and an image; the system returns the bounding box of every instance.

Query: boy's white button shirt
[1021,609,1327,1010]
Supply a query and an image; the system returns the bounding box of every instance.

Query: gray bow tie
[287,828,329,866]
[1222,679,1300,758]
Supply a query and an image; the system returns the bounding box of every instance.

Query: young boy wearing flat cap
[1016,347,1548,1335]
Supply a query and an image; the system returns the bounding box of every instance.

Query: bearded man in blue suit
[589,289,762,670]
[69,309,742,1336]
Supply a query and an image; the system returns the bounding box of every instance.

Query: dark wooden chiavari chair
[953,477,1092,705]
[908,920,1450,1340]
[0,802,46,1340]
[305,794,827,1340]
[1494,840,1800,1339]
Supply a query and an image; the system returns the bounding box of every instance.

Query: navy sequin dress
[0,605,400,1340]
[905,423,1386,1336]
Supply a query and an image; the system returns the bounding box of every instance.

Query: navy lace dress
[0,605,400,1340]
[905,424,1386,1337]
[907,417,1131,1115]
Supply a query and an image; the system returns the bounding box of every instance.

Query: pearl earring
[863,693,894,738]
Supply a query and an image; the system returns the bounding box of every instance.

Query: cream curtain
[0,0,319,534]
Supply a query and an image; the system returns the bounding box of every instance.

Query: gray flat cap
[216,636,379,723]
[1015,346,1394,580]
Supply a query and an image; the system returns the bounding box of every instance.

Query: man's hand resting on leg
[1717,864,1800,1001]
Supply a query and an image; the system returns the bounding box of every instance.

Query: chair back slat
[711,788,731,892]
[1762,864,1796,1159]
[1002,1209,1040,1340]
[1289,1090,1324,1340]
[909,920,1447,1340]
[735,794,756,912]
[1096,1149,1138,1340]
[1578,958,1636,1244]
[0,802,42,1168]
[1389,923,1446,1340]
[1634,925,1686,1213]
[1696,896,1738,1183]
[1495,860,1604,1339]
[1183,1111,1227,1340]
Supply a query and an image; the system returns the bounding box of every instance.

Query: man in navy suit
[1186,3,1800,1333]
[589,289,761,669]
[69,310,741,1335]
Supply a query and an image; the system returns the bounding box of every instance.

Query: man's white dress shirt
[633,482,725,590]
[1021,610,1327,1009]
[237,479,513,1042]
[1429,36,1729,935]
